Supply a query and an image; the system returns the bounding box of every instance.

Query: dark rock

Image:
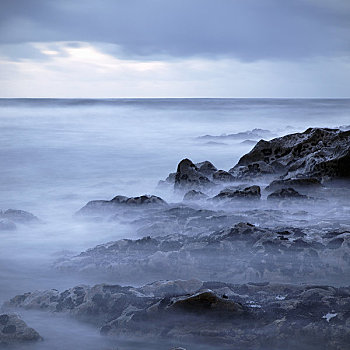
[168,290,244,315]
[212,170,235,182]
[183,190,208,201]
[266,178,322,192]
[213,186,261,200]
[174,159,213,190]
[267,188,308,200]
[229,128,350,181]
[196,161,217,176]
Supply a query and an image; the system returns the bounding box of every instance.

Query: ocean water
[0,98,350,349]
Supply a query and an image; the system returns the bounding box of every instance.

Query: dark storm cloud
[0,0,349,61]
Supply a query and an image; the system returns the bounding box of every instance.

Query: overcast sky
[0,0,349,97]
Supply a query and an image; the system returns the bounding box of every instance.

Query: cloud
[0,0,349,61]
[1,41,349,98]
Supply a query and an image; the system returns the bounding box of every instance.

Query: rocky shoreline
[2,127,350,349]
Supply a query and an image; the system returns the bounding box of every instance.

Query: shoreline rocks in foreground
[4,279,350,350]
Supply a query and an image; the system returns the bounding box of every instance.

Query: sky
[0,0,349,98]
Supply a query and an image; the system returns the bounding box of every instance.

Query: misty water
[1,98,350,349]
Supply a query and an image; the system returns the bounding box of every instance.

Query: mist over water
[1,98,350,349]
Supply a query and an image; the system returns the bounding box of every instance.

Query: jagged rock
[0,314,42,346]
[213,186,261,200]
[183,190,208,201]
[267,188,308,200]
[212,170,235,182]
[229,128,350,181]
[174,159,213,190]
[77,195,167,215]
[266,178,322,192]
[0,209,39,224]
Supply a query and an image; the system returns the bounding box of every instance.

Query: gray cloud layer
[0,0,350,61]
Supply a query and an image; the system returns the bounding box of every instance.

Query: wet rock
[0,314,42,345]
[183,190,208,202]
[267,188,308,200]
[229,128,350,181]
[174,159,213,190]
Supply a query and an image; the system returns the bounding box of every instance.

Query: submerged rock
[229,128,350,181]
[0,314,42,346]
[77,194,167,215]
[183,190,208,201]
[0,209,39,224]
[267,188,308,200]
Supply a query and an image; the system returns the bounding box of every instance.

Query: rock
[0,314,42,346]
[77,194,167,215]
[267,188,308,200]
[174,159,213,190]
[212,170,235,182]
[196,161,217,176]
[213,186,261,200]
[168,290,244,315]
[0,219,17,231]
[183,190,208,201]
[229,128,350,181]
[0,209,39,224]
[6,281,350,350]
[266,177,322,192]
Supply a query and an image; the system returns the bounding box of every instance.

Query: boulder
[229,128,350,181]
[174,159,212,190]
[168,290,244,315]
[213,186,261,200]
[0,314,42,346]
[267,188,308,200]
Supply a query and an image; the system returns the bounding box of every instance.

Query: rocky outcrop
[229,128,350,181]
[213,185,261,200]
[5,281,350,350]
[77,194,167,216]
[54,222,350,285]
[0,314,42,346]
